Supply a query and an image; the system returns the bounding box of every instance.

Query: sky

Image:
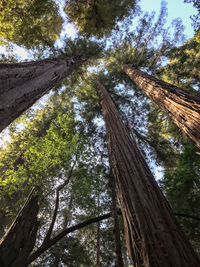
[0,0,198,177]
[140,0,197,38]
[0,0,197,60]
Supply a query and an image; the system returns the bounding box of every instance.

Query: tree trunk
[0,190,39,267]
[96,194,101,267]
[97,81,200,267]
[123,65,200,149]
[0,56,87,132]
[109,173,124,267]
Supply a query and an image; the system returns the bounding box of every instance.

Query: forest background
[0,0,200,266]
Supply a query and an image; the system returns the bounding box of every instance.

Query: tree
[97,80,199,266]
[0,0,63,49]
[123,65,200,149]
[0,87,123,265]
[0,56,87,132]
[109,172,124,267]
[184,0,200,41]
[159,37,200,91]
[160,142,200,256]
[65,0,137,37]
[0,190,39,267]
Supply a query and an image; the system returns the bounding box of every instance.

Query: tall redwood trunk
[0,191,39,267]
[97,81,199,267]
[123,65,200,149]
[0,56,87,132]
[109,173,124,267]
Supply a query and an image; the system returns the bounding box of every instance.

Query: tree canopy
[0,0,63,49]
[0,0,200,265]
[65,0,137,37]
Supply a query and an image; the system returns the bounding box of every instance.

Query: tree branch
[27,208,199,265]
[42,158,77,244]
[174,213,200,222]
[27,212,113,264]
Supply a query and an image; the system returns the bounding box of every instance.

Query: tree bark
[109,173,124,267]
[0,56,87,132]
[123,65,200,149]
[0,190,39,267]
[97,81,200,267]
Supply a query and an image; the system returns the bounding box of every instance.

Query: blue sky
[140,0,197,38]
[0,0,198,176]
[0,0,198,59]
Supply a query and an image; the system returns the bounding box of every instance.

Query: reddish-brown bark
[123,65,200,149]
[97,81,199,267]
[0,56,87,132]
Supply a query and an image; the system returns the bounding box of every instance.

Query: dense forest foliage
[0,0,200,266]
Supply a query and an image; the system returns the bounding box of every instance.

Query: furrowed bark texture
[0,191,39,267]
[123,65,200,149]
[97,81,200,267]
[0,56,87,132]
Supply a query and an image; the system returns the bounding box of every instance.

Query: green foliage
[147,104,178,168]
[0,0,63,49]
[159,37,200,92]
[33,236,92,266]
[161,142,200,254]
[0,83,122,265]
[0,108,79,215]
[65,0,136,37]
[105,5,185,77]
[0,1,199,263]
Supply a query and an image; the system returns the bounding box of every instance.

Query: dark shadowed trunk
[97,81,199,267]
[0,56,87,132]
[109,173,124,267]
[123,65,200,149]
[0,190,39,267]
[96,194,101,267]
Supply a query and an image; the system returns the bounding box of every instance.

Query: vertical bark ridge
[0,56,87,132]
[97,81,199,267]
[123,65,200,149]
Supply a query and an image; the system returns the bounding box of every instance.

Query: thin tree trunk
[0,56,87,132]
[96,221,101,267]
[97,81,200,267]
[109,173,124,267]
[0,190,39,267]
[96,194,101,267]
[123,65,200,149]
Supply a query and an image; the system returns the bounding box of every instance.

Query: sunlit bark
[123,65,200,149]
[97,81,199,267]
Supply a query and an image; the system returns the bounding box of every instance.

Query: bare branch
[27,212,113,264]
[42,158,77,244]
[174,213,200,222]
